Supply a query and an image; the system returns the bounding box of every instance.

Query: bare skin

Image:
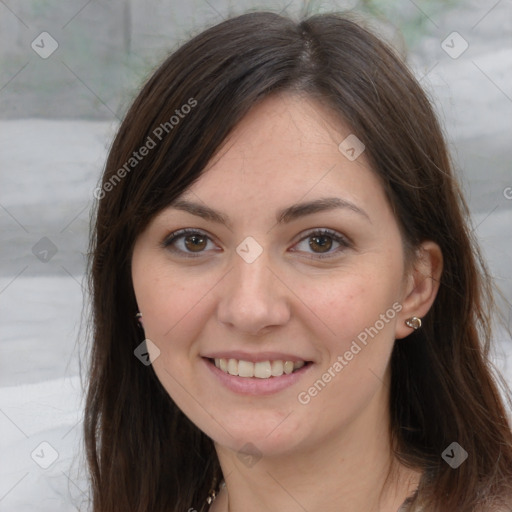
[131,93,443,512]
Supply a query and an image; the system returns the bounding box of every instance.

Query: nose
[216,250,291,336]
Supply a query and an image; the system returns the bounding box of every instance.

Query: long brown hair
[84,10,512,511]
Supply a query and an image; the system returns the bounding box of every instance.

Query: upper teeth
[214,358,305,378]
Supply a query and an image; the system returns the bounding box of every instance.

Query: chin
[207,411,309,458]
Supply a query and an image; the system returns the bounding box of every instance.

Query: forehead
[208,93,358,166]
[177,93,389,221]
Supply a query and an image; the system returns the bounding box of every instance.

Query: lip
[202,357,313,396]
[201,351,313,363]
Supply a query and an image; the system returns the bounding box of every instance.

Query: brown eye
[291,229,351,260]
[184,234,207,252]
[162,229,216,258]
[309,234,333,253]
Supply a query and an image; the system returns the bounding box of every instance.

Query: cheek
[323,273,401,392]
[298,267,402,412]
[303,267,402,350]
[299,289,399,432]
[132,254,213,344]
[132,263,219,425]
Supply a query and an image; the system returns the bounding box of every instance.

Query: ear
[395,241,443,339]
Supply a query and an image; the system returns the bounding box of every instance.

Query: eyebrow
[168,197,370,228]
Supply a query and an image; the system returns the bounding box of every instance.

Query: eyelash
[161,228,352,260]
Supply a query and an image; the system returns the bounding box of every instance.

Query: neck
[211,382,422,512]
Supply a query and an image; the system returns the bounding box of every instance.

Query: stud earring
[135,312,143,327]
[405,316,422,330]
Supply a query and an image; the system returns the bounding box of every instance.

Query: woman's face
[131,93,414,457]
